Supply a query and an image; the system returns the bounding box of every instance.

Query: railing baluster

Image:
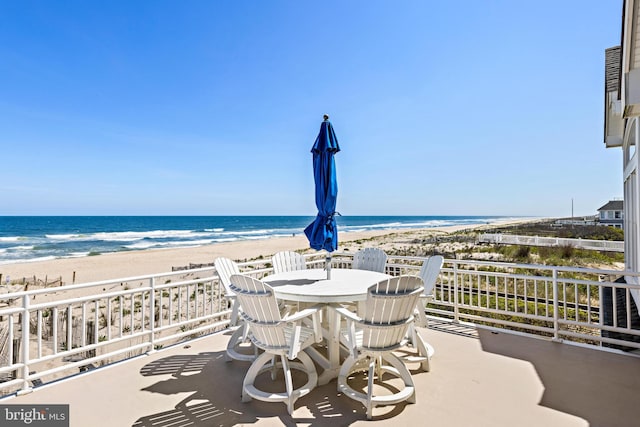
[574,283,579,322]
[82,303,87,347]
[169,288,174,325]
[52,307,58,355]
[626,287,632,330]
[107,298,112,341]
[118,295,123,337]
[453,261,459,322]
[186,283,190,321]
[129,294,134,334]
[612,284,618,328]
[94,301,99,345]
[524,278,528,315]
[552,269,560,341]
[37,310,42,359]
[66,305,72,353]
[20,294,30,393]
[563,282,568,321]
[512,276,515,313]
[534,279,538,317]
[149,278,155,353]
[8,314,14,374]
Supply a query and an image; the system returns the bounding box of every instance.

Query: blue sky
[0,1,623,217]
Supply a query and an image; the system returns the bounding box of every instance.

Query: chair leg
[375,355,383,380]
[406,323,435,371]
[338,352,416,420]
[242,352,272,403]
[367,357,376,420]
[415,329,434,372]
[225,324,256,362]
[230,299,240,327]
[416,296,429,328]
[242,351,318,414]
[384,352,416,404]
[282,355,295,415]
[271,356,278,380]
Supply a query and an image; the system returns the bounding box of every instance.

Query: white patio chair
[229,274,322,415]
[271,251,307,274]
[415,255,444,327]
[351,247,388,273]
[405,255,444,371]
[214,257,256,362]
[330,275,423,420]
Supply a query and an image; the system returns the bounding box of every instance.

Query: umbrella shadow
[131,346,415,426]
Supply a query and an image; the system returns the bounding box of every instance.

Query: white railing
[376,255,640,349]
[0,252,638,396]
[479,233,625,252]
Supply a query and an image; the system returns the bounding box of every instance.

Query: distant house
[597,200,624,229]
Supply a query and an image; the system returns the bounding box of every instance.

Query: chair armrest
[283,304,323,351]
[327,304,361,358]
[327,303,361,322]
[282,304,322,322]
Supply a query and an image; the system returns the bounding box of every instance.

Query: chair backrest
[272,251,307,274]
[361,275,423,350]
[352,248,388,273]
[229,274,287,349]
[418,255,444,296]
[214,257,240,295]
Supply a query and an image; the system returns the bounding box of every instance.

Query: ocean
[0,216,521,265]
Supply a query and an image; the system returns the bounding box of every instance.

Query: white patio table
[263,268,390,384]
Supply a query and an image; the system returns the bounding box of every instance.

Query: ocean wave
[0,216,528,264]
[124,238,216,250]
[7,245,34,251]
[45,233,85,240]
[241,235,270,240]
[67,252,92,258]
[0,255,57,265]
[211,229,276,237]
[45,229,202,242]
[211,237,241,243]
[124,241,163,250]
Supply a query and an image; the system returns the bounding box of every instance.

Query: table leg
[317,306,341,385]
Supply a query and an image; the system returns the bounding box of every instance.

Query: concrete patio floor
[4,321,640,427]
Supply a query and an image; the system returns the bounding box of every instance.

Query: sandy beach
[0,218,540,286]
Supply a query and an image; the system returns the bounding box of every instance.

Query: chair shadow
[132,344,418,426]
[477,329,640,427]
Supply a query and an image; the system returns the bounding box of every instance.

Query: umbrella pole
[326,254,332,280]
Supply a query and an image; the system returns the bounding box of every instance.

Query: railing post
[453,260,460,323]
[148,277,156,354]
[18,294,32,394]
[552,268,561,342]
[598,275,604,348]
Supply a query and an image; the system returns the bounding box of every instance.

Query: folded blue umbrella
[304,115,340,255]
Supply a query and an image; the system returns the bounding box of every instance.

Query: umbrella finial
[323,114,329,121]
